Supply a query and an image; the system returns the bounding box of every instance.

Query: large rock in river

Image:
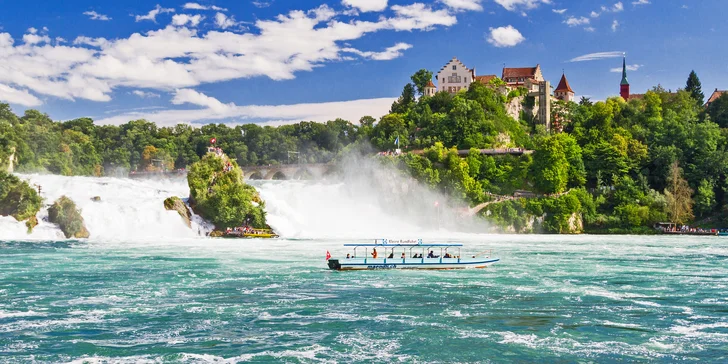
[187,152,268,230]
[48,196,90,239]
[0,171,41,233]
[164,196,192,228]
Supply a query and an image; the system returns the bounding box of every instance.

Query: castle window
[452,65,456,70]
[465,77,468,83]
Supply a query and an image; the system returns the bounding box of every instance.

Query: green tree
[390,84,417,114]
[707,92,728,128]
[694,179,716,217]
[531,135,569,194]
[410,69,434,96]
[685,70,705,105]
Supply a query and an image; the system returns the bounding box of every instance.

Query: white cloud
[493,0,551,12]
[611,64,641,72]
[83,11,112,21]
[584,27,595,32]
[73,36,110,48]
[564,16,589,27]
[487,25,525,47]
[214,12,239,29]
[0,2,463,105]
[343,42,412,60]
[98,92,395,127]
[552,8,567,14]
[172,88,233,112]
[342,0,388,12]
[172,14,204,27]
[135,4,175,22]
[252,1,271,8]
[23,33,51,45]
[569,51,623,62]
[612,2,624,12]
[27,27,38,34]
[0,83,42,106]
[590,11,600,17]
[183,3,227,11]
[389,4,457,31]
[131,90,160,98]
[612,20,620,31]
[632,0,650,5]
[440,0,483,12]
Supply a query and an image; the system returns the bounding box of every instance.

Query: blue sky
[0,0,726,127]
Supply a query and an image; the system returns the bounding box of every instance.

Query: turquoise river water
[1,235,728,363]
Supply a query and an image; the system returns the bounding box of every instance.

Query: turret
[620,55,630,100]
[554,72,575,102]
[424,80,436,97]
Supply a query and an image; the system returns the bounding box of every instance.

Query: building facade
[436,57,476,94]
[553,73,575,102]
[620,55,630,100]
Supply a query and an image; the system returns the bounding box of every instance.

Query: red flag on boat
[326,251,331,260]
[210,137,217,144]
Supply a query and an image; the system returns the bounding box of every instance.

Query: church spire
[620,54,629,86]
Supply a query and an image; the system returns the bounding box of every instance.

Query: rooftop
[554,73,574,93]
[502,65,539,79]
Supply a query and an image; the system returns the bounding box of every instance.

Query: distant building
[502,65,544,88]
[553,73,575,102]
[424,80,436,97]
[706,88,727,108]
[436,57,476,94]
[620,55,630,100]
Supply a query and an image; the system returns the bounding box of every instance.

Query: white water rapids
[0,174,486,241]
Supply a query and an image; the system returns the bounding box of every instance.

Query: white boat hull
[327,257,499,271]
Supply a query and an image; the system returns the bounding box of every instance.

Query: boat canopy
[344,239,463,248]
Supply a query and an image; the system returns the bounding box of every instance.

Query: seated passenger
[371,248,378,259]
[387,252,394,259]
[401,253,406,259]
[346,254,351,259]
[427,251,434,258]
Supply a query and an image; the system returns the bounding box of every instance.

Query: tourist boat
[222,228,279,239]
[326,239,499,271]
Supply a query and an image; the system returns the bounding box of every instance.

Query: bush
[187,153,267,229]
[0,171,41,223]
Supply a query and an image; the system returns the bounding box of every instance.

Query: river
[1,175,727,362]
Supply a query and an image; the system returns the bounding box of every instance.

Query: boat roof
[343,242,463,247]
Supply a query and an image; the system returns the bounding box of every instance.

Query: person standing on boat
[371,248,378,259]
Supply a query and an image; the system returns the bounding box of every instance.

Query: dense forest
[2,69,728,233]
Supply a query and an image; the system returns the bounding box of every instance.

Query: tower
[424,80,436,97]
[554,72,575,102]
[620,55,630,100]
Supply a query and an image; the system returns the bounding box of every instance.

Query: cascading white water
[1,166,487,241]
[0,174,211,241]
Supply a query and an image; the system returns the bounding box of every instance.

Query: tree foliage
[685,70,705,105]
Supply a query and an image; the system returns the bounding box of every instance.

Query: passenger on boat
[387,252,394,258]
[371,248,378,259]
[427,250,436,258]
[346,254,350,259]
[401,253,406,259]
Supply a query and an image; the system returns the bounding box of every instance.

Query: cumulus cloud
[569,51,624,62]
[342,0,388,12]
[135,4,175,22]
[183,2,227,11]
[610,64,641,72]
[97,93,396,127]
[612,20,620,31]
[83,11,111,21]
[0,83,42,106]
[131,90,160,98]
[172,14,204,27]
[342,42,412,60]
[552,8,567,14]
[632,0,650,5]
[612,2,624,12]
[0,2,466,106]
[440,0,483,12]
[487,25,525,47]
[590,2,624,18]
[494,0,551,12]
[564,16,589,27]
[214,12,239,29]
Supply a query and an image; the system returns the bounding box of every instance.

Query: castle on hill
[425,57,576,130]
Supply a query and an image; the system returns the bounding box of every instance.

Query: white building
[436,57,476,94]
